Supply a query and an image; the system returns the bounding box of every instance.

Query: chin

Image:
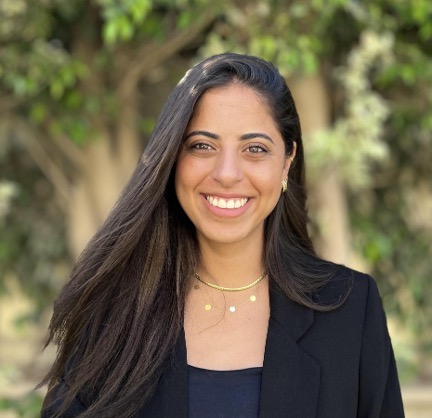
[197,225,262,247]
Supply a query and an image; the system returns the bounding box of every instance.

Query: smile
[206,195,249,209]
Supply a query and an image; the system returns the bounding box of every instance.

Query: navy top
[188,365,262,418]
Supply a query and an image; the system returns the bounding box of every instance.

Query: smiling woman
[175,84,294,251]
[40,53,404,417]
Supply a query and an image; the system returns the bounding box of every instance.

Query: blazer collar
[258,286,320,417]
[144,286,321,417]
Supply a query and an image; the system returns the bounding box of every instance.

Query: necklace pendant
[229,306,236,313]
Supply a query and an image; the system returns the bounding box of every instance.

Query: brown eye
[246,144,267,153]
[189,142,213,151]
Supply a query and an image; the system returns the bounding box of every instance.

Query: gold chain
[194,272,265,292]
[194,280,262,313]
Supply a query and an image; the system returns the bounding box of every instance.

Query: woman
[41,53,404,417]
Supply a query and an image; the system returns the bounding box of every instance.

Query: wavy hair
[41,53,348,417]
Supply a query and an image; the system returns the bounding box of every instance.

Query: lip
[204,192,250,199]
[201,193,252,218]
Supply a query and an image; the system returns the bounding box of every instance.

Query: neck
[197,235,265,288]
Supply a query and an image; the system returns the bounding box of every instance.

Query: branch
[42,118,85,170]
[119,10,217,97]
[0,79,52,114]
[7,115,71,205]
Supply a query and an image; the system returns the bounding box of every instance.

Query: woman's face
[175,84,294,248]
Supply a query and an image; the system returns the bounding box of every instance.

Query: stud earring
[281,178,288,193]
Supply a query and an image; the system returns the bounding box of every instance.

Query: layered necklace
[193,272,266,313]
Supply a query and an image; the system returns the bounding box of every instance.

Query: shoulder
[307,263,389,341]
[301,263,393,361]
[313,262,381,310]
[297,267,404,415]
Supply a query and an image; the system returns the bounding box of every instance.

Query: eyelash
[246,143,268,153]
[188,142,213,151]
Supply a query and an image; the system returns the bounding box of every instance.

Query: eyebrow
[184,130,274,143]
[184,130,218,140]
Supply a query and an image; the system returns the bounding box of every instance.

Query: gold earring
[281,178,288,193]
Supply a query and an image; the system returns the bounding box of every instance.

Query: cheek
[176,156,211,190]
[174,157,203,209]
[253,166,284,193]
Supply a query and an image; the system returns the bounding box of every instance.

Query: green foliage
[98,0,154,44]
[0,0,215,312]
[202,0,358,76]
[0,391,43,418]
[0,0,213,142]
[0,142,70,311]
[308,30,392,188]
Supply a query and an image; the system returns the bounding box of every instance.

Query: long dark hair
[41,53,348,417]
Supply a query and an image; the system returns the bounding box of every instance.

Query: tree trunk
[289,73,351,265]
[67,127,135,257]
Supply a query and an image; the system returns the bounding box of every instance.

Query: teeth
[206,196,248,209]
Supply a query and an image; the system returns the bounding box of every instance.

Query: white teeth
[206,196,248,209]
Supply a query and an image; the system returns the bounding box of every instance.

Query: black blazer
[42,267,405,417]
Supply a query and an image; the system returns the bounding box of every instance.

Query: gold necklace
[194,280,262,313]
[194,272,265,292]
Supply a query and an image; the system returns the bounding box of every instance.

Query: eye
[246,143,268,153]
[187,141,214,151]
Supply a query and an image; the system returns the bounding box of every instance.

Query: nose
[211,148,243,187]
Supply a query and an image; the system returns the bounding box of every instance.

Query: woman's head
[142,53,309,253]
[174,83,294,249]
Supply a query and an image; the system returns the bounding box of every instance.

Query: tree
[1,0,216,255]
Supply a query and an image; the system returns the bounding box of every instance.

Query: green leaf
[118,15,134,41]
[64,90,83,109]
[29,104,47,123]
[103,20,119,45]
[60,67,76,87]
[50,79,64,99]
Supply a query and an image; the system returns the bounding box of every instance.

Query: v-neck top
[188,364,262,418]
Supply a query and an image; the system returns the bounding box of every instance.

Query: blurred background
[0,0,431,416]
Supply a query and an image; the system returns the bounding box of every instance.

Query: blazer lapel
[258,287,321,418]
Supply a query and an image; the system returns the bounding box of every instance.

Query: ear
[282,141,297,178]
